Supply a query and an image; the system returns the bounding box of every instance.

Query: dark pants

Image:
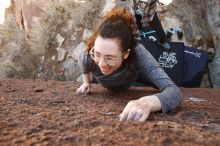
[135,13,167,44]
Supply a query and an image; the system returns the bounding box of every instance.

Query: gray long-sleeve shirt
[78,43,182,113]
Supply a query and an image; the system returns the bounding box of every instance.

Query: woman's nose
[98,57,107,67]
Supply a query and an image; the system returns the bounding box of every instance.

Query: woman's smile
[100,66,112,74]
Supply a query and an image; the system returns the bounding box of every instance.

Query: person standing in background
[129,0,171,50]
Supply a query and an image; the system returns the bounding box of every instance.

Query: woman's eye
[95,53,101,58]
[106,57,116,61]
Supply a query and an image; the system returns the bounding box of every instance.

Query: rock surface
[0,0,103,79]
[0,79,219,145]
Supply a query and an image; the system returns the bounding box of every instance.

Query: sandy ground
[0,79,219,146]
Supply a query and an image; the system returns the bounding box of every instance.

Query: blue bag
[183,46,208,87]
[139,28,208,87]
[140,39,185,86]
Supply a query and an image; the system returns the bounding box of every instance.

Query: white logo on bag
[185,50,201,58]
[148,36,157,41]
[158,52,178,68]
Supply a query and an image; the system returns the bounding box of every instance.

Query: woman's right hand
[76,82,91,94]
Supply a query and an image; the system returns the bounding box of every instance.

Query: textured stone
[61,58,81,80]
[56,47,67,62]
[82,29,93,42]
[0,79,219,145]
[71,42,87,61]
[99,0,116,17]
[56,33,65,47]
[0,0,11,24]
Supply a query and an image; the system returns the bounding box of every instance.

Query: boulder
[56,47,67,62]
[56,33,65,47]
[82,29,93,42]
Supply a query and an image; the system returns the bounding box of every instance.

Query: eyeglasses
[89,47,122,66]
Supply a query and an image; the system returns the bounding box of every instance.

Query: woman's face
[139,1,148,9]
[91,36,130,75]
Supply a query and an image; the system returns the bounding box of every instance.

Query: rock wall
[0,0,104,80]
[0,1,25,78]
[167,0,219,52]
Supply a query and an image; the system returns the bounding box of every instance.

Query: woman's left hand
[119,95,161,121]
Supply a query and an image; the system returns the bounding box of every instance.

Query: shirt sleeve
[135,43,183,112]
[78,49,94,74]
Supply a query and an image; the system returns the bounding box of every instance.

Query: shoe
[158,41,171,50]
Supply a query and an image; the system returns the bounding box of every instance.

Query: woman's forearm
[155,86,183,113]
[82,73,91,84]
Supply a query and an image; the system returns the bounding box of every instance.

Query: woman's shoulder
[78,48,94,65]
[134,42,149,55]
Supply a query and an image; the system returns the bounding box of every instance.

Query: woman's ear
[123,49,130,59]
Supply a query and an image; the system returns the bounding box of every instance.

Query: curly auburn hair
[86,7,137,57]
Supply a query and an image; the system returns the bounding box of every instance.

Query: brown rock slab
[0,79,219,145]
